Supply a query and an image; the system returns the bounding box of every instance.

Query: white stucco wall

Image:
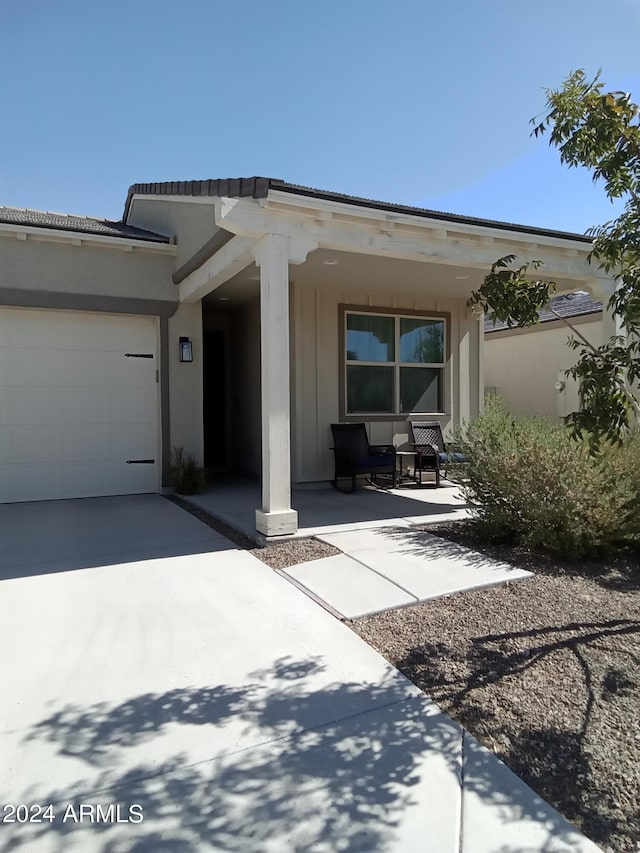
[167,302,204,464]
[0,235,175,302]
[127,198,218,269]
[484,315,603,419]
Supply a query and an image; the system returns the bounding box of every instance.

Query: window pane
[347,365,394,413]
[400,367,442,412]
[399,319,444,363]
[346,314,395,362]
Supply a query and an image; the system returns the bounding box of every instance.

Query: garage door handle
[124,353,154,359]
[126,459,155,464]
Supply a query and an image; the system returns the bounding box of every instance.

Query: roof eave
[123,175,595,245]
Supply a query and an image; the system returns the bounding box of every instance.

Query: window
[345,311,446,415]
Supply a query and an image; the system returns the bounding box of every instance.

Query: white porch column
[253,233,298,536]
[458,318,471,426]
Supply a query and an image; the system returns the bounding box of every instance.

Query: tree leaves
[476,70,640,455]
[468,256,555,329]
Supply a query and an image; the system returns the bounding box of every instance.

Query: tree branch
[547,306,599,353]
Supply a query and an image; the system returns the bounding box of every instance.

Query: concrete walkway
[0,496,599,852]
[281,526,533,619]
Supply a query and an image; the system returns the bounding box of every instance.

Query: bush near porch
[454,395,640,561]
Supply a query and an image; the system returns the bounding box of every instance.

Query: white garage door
[0,307,159,503]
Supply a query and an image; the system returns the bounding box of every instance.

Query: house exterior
[0,177,616,536]
[484,291,603,420]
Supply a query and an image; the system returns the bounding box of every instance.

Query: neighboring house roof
[124,176,594,244]
[0,206,170,243]
[485,290,603,333]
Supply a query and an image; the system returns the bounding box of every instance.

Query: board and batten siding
[291,283,480,484]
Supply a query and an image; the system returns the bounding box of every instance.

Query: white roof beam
[178,235,253,303]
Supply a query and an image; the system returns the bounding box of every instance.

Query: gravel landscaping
[351,523,640,853]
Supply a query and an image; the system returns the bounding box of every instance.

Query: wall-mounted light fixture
[554,380,566,392]
[179,337,193,363]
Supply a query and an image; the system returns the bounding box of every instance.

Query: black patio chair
[409,421,466,486]
[330,423,397,493]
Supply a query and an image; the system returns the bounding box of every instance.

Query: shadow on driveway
[4,657,589,852]
[0,494,231,581]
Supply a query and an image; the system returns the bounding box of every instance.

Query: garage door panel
[0,308,159,503]
[6,312,55,348]
[4,387,56,425]
[51,313,109,350]
[4,463,64,503]
[106,316,157,352]
[109,423,156,460]
[55,389,108,426]
[1,459,156,504]
[109,461,156,494]
[60,425,109,462]
[1,350,59,388]
[0,425,12,465]
[59,461,113,499]
[107,352,155,387]
[57,350,108,387]
[108,388,156,424]
[9,425,62,463]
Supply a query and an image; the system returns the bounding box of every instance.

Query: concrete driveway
[0,496,599,852]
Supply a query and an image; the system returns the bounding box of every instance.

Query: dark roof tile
[0,206,170,243]
[484,290,602,332]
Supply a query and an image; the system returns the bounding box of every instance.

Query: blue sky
[1,0,638,233]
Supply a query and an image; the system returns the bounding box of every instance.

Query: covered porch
[182,477,470,543]
[126,179,610,539]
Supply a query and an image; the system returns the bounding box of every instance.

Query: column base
[255,508,298,537]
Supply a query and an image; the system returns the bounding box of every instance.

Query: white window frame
[344,310,447,416]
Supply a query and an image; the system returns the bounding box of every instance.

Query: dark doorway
[203,328,228,469]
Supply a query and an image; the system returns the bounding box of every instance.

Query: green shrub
[456,395,640,560]
[169,447,207,495]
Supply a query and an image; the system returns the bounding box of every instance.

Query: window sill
[343,412,447,421]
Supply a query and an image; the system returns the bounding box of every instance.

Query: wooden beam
[178,235,253,303]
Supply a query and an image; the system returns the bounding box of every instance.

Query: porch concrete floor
[185,477,471,541]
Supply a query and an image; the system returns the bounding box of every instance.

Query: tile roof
[0,206,170,243]
[124,176,594,244]
[484,290,603,333]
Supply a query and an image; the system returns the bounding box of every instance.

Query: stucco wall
[291,283,479,483]
[484,315,602,419]
[0,235,175,304]
[167,302,204,464]
[127,198,218,269]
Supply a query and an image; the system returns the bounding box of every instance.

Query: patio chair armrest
[369,444,396,457]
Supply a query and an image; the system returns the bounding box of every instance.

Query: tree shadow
[377,526,532,583]
[2,656,590,852]
[395,620,640,849]
[408,520,640,592]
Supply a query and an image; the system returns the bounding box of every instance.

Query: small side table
[395,451,416,485]
[395,450,438,486]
